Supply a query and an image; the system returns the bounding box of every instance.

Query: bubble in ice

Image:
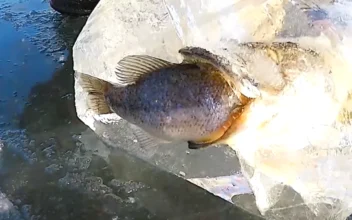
[85,175,103,185]
[75,141,84,148]
[44,164,62,174]
[0,194,13,212]
[58,173,85,190]
[178,171,186,177]
[58,55,65,63]
[58,173,81,190]
[108,179,124,188]
[0,192,22,220]
[20,205,31,219]
[28,140,35,148]
[126,197,136,204]
[37,138,61,161]
[101,194,124,215]
[42,146,55,158]
[108,179,149,194]
[13,200,21,206]
[58,173,113,198]
[98,185,114,195]
[66,155,91,171]
[71,134,82,140]
[0,129,37,164]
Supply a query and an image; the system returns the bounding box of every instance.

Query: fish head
[179,46,232,72]
[179,46,261,99]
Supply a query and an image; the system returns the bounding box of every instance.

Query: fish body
[80,41,329,150]
[212,36,352,201]
[80,48,255,149]
[185,39,336,151]
[105,63,244,142]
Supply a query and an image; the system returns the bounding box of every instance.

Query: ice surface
[0,190,39,220]
[73,0,352,219]
[0,0,86,63]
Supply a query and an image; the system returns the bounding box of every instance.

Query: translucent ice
[0,191,23,220]
[73,0,352,219]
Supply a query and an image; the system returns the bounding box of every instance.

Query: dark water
[0,0,263,219]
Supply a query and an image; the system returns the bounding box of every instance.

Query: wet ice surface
[0,0,262,219]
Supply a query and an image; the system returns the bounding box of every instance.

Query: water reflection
[0,20,56,128]
[19,52,82,132]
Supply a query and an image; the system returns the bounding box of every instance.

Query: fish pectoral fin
[238,78,261,99]
[187,141,217,150]
[130,124,170,150]
[115,55,173,86]
[79,73,113,115]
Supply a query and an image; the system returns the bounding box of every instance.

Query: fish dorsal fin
[115,55,173,86]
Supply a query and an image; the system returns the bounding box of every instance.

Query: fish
[187,39,332,149]
[121,40,329,150]
[214,36,352,193]
[79,47,258,151]
[186,37,352,206]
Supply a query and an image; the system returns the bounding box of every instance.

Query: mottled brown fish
[193,38,346,150]
[209,36,352,191]
[79,47,258,150]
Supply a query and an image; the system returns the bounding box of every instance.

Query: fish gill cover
[73,0,352,219]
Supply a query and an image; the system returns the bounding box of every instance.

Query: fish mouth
[178,47,193,57]
[178,46,205,56]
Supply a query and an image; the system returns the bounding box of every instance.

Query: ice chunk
[73,0,352,219]
[224,16,352,220]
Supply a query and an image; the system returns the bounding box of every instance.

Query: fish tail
[79,73,113,115]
